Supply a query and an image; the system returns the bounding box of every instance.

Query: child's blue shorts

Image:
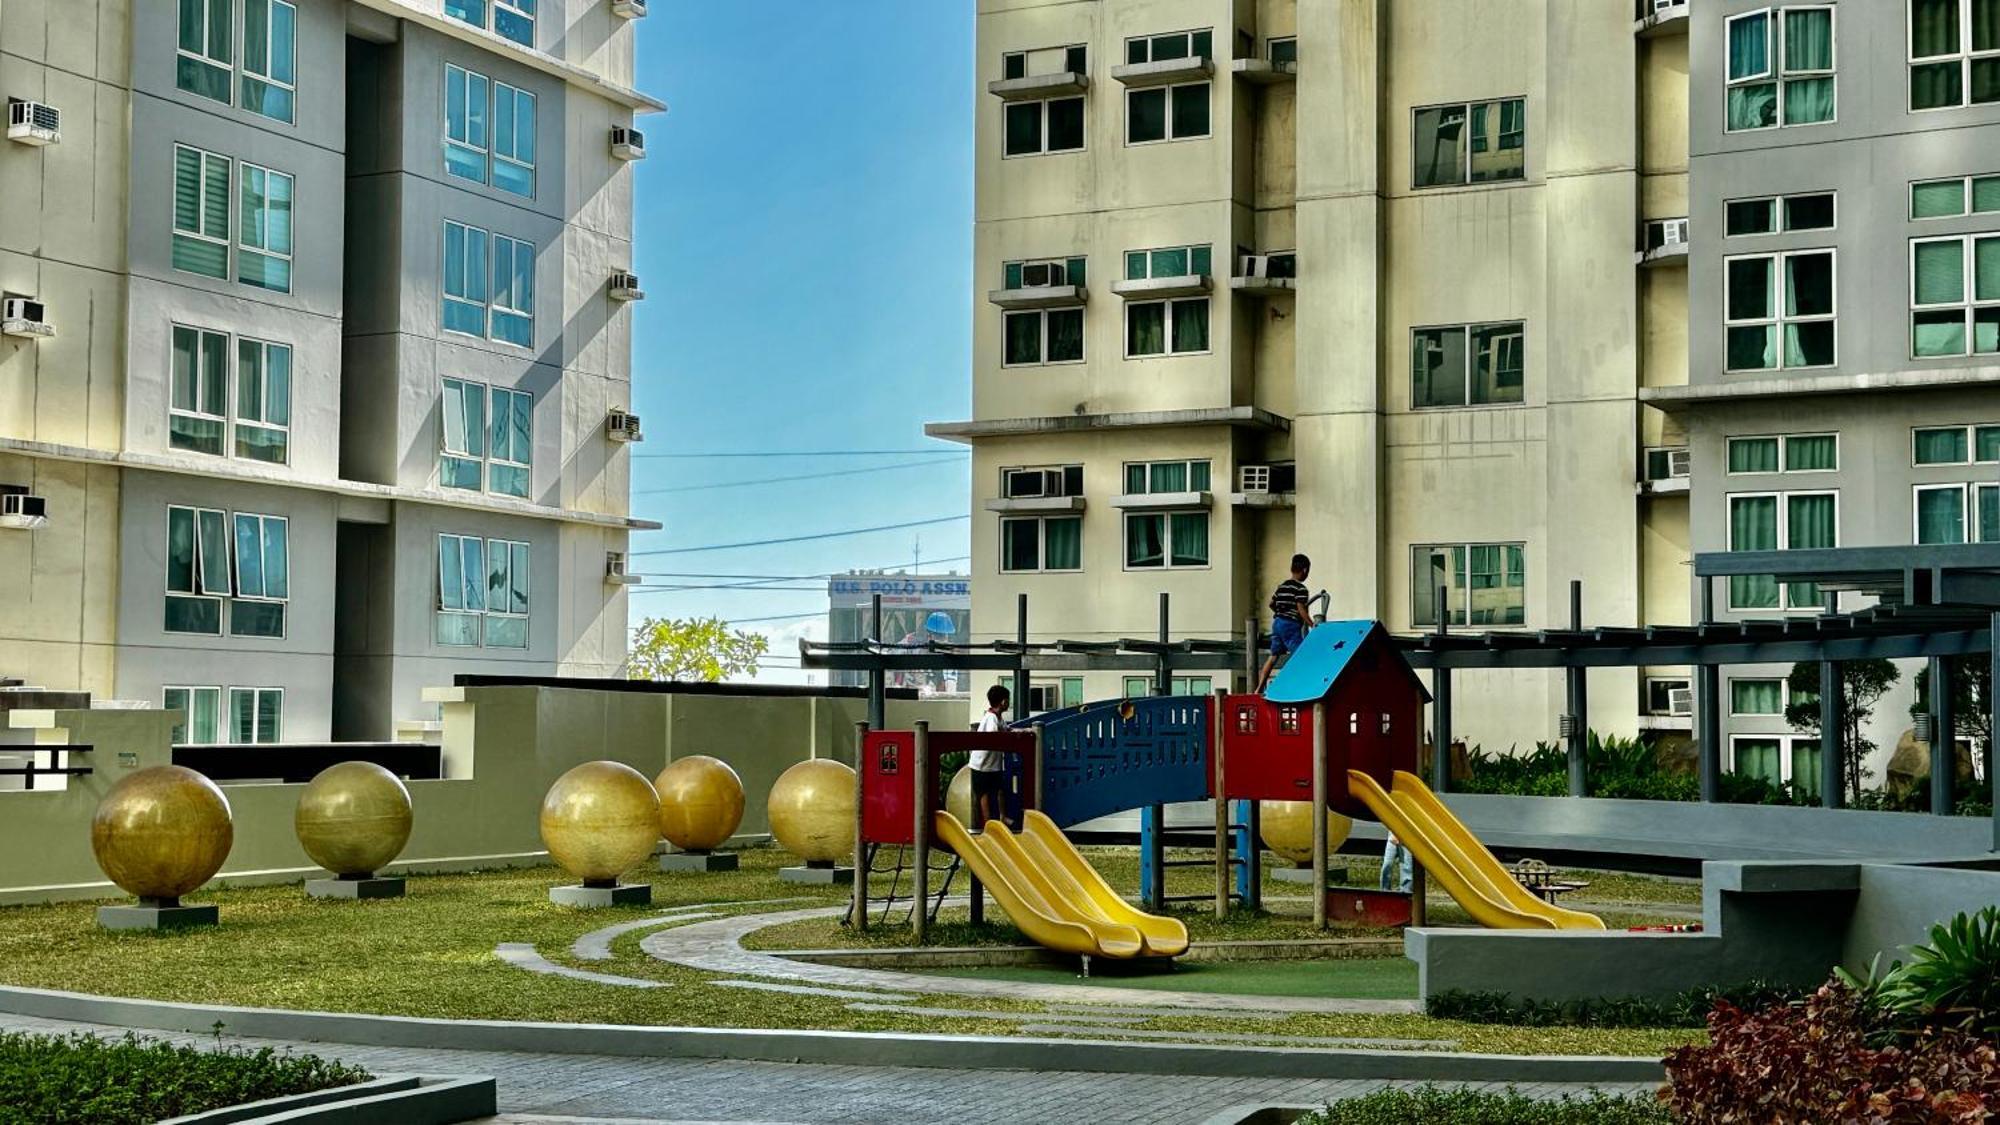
[1270,617,1306,656]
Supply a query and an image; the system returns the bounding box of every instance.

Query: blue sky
[625,4,975,680]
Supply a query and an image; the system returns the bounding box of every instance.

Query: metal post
[1155,592,1172,696]
[1409,862,1428,928]
[1989,612,1998,852]
[1245,615,1260,691]
[1819,653,1844,809]
[1141,592,1169,912]
[1029,722,1044,818]
[867,594,885,732]
[851,721,868,932]
[911,721,930,943]
[1697,578,1722,803]
[1431,585,1452,791]
[1011,593,1029,724]
[1214,689,1229,919]
[1566,580,1587,798]
[1311,701,1327,931]
[1233,799,1256,905]
[1930,656,1956,816]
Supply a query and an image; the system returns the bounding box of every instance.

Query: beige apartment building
[935,0,1695,750]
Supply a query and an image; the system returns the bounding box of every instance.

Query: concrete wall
[0,684,960,904]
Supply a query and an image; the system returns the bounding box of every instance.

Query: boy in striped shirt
[1255,554,1314,694]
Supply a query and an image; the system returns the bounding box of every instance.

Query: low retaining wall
[165,1075,495,1125]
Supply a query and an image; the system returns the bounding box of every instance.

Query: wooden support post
[1311,701,1328,932]
[1931,656,1956,816]
[851,721,868,932]
[1410,861,1428,928]
[911,721,930,944]
[1213,688,1229,920]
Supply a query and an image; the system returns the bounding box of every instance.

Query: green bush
[1299,1086,1670,1124]
[1426,982,1796,1030]
[0,1031,369,1125]
[1457,731,1854,809]
[1842,906,2000,1041]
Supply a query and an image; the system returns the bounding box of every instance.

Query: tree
[627,617,769,683]
[1785,658,1899,804]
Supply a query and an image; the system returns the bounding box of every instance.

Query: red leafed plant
[1662,983,2000,1124]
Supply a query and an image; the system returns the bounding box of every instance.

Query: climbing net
[847,842,962,929]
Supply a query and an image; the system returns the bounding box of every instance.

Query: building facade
[0,0,659,743]
[941,0,1694,750]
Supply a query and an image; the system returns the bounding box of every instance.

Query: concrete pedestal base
[97,903,218,931]
[659,851,737,873]
[549,883,652,908]
[307,876,407,900]
[780,864,854,885]
[1272,866,1350,887]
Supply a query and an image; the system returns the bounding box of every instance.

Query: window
[1911,235,2000,358]
[1125,245,1212,281]
[437,534,529,648]
[1123,460,1211,494]
[1725,433,1838,474]
[1413,98,1526,188]
[176,0,233,104]
[440,377,486,490]
[1727,491,1836,610]
[171,327,292,464]
[1726,7,1836,131]
[241,0,296,123]
[1912,174,2000,219]
[1916,483,2000,543]
[1125,676,1212,697]
[172,145,231,280]
[170,326,229,457]
[165,505,288,637]
[488,387,532,497]
[164,686,222,745]
[1411,543,1526,627]
[1725,250,1835,371]
[1644,677,1692,715]
[443,220,489,337]
[1127,82,1210,144]
[234,338,291,463]
[444,222,534,346]
[1913,423,2000,464]
[1005,309,1084,365]
[1733,737,1784,787]
[1724,191,1836,236]
[440,379,532,497]
[228,687,283,744]
[1411,322,1525,408]
[1124,512,1209,569]
[446,0,533,49]
[1002,464,1084,499]
[1027,679,1085,714]
[237,163,294,293]
[490,234,534,347]
[1730,677,1786,716]
[1126,29,1213,64]
[447,66,536,196]
[1003,44,1087,80]
[1004,97,1085,157]
[1126,299,1208,356]
[1910,0,2000,111]
[1269,37,1298,66]
[1001,516,1083,573]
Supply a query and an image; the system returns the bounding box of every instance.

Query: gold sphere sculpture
[766,758,855,864]
[539,761,661,886]
[654,755,745,853]
[1258,799,1355,866]
[295,761,414,878]
[90,765,234,902]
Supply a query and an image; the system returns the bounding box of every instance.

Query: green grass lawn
[925,957,1420,1000]
[0,845,1702,1057]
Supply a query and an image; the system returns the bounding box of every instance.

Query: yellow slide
[932,812,1187,959]
[1018,810,1189,957]
[1347,770,1605,931]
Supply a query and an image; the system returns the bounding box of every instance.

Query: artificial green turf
[924,957,1420,1000]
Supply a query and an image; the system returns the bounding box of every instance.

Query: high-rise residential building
[938,1,1694,748]
[0,0,660,743]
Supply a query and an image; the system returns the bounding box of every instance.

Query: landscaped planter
[160,1073,495,1125]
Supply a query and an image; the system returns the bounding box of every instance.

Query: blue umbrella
[925,611,958,636]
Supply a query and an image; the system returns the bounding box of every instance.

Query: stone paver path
[0,1010,1656,1125]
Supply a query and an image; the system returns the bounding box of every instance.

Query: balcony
[1635,0,1689,38]
[1231,58,1296,85]
[1637,217,1690,267]
[1111,56,1213,87]
[988,71,1090,101]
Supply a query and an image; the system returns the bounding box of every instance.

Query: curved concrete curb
[0,983,1667,1084]
[162,1074,495,1124]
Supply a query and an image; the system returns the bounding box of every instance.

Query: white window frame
[1411,97,1528,189]
[444,63,491,185]
[1725,6,1838,133]
[1724,249,1838,372]
[483,537,530,648]
[1002,96,1086,159]
[493,0,534,46]
[228,511,290,639]
[439,376,486,491]
[1002,308,1085,367]
[1268,36,1298,64]
[1125,28,1213,64]
[1121,510,1212,572]
[164,685,224,745]
[490,80,536,197]
[164,505,288,637]
[239,0,297,124]
[1728,676,1792,717]
[1409,321,1528,410]
[169,325,231,457]
[1000,464,1085,499]
[226,685,284,744]
[1725,489,1839,611]
[999,515,1084,574]
[1124,81,1212,147]
[1729,734,1794,785]
[1123,458,1211,495]
[1125,244,1211,281]
[1909,174,2000,219]
[436,532,487,646]
[1722,191,1838,237]
[1410,542,1529,629]
[172,144,234,280]
[1908,0,2000,112]
[490,232,535,347]
[1910,423,2000,465]
[236,161,294,294]
[233,335,292,463]
[442,219,490,339]
[1643,676,1693,716]
[1124,298,1210,358]
[487,384,533,497]
[176,0,234,102]
[1913,482,2000,544]
[436,533,530,648]
[1909,234,2000,359]
[1724,432,1840,474]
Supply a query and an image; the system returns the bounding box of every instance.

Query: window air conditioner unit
[1239,253,1296,281]
[0,491,48,531]
[606,409,643,443]
[7,100,59,145]
[0,297,52,339]
[605,551,640,586]
[610,0,646,17]
[610,125,646,160]
[1655,0,1687,13]
[1239,464,1272,494]
[1667,687,1693,717]
[1667,448,1692,478]
[609,272,644,301]
[1020,262,1065,288]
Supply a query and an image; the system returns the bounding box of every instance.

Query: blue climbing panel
[1026,695,1213,829]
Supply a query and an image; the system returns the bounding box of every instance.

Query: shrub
[1426,982,1796,1030]
[1845,907,2000,1041]
[0,1030,369,1125]
[1300,1086,1670,1124]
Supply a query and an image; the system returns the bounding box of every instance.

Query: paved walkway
[0,1010,1654,1125]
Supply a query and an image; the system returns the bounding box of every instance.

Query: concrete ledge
[927,406,1290,444]
[0,984,1666,1084]
[162,1074,494,1124]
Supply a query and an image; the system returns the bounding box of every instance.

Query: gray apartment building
[0,0,659,743]
[1646,0,2000,792]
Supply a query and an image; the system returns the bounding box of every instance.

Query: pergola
[802,545,2000,851]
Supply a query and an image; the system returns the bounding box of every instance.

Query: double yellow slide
[933,808,1189,959]
[1347,770,1604,930]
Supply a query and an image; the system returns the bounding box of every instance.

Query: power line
[633,448,967,460]
[633,556,973,582]
[630,515,969,557]
[634,458,960,497]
